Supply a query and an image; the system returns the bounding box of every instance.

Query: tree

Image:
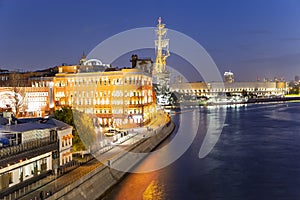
[54,106,86,151]
[241,89,248,97]
[225,92,231,97]
[13,87,25,117]
[7,72,25,117]
[289,86,300,95]
[54,106,74,126]
[170,91,180,105]
[72,110,96,149]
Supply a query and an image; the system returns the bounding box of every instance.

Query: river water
[103,102,300,200]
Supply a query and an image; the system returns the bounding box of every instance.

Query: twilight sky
[0,0,300,81]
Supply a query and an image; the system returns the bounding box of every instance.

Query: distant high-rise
[295,75,299,82]
[224,71,234,83]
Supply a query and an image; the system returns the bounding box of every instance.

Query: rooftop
[0,117,71,133]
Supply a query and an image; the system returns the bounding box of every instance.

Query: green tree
[241,89,248,97]
[170,91,180,105]
[53,106,86,151]
[72,110,96,149]
[289,86,300,94]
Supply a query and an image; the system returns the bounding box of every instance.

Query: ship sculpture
[153,17,171,105]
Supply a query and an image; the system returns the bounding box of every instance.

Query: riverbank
[247,96,300,103]
[166,96,300,108]
[46,121,175,200]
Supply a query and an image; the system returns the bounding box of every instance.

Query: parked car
[104,132,115,137]
[104,128,118,137]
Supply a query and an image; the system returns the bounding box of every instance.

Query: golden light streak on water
[111,172,159,200]
[143,180,165,200]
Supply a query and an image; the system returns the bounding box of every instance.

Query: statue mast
[155,17,170,74]
[154,17,171,105]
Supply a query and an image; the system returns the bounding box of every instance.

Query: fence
[0,137,56,159]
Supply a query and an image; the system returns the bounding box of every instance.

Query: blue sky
[0,0,300,81]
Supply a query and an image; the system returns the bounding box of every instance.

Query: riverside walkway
[14,112,169,200]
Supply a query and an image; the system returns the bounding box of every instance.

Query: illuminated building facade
[171,82,209,97]
[54,62,156,128]
[171,81,288,98]
[0,117,72,192]
[0,68,56,118]
[0,85,53,118]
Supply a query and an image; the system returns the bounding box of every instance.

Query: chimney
[130,54,138,68]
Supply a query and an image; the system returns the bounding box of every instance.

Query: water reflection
[199,105,227,158]
[104,102,300,200]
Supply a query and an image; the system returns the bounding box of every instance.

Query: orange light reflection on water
[113,172,165,200]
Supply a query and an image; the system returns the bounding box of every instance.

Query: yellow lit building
[54,62,156,128]
[171,81,288,98]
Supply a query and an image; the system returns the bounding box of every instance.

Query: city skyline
[0,0,300,81]
[0,1,300,198]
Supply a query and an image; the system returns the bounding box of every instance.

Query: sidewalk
[19,131,148,200]
[18,159,102,200]
[4,113,169,200]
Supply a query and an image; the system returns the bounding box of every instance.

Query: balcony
[0,137,58,168]
[95,113,113,118]
[128,104,144,108]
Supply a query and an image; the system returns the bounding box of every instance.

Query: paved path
[17,112,169,200]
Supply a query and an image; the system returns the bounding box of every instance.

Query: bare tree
[7,72,25,117]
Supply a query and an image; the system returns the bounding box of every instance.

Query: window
[9,172,13,184]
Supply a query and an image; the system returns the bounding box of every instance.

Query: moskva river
[104,102,300,200]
